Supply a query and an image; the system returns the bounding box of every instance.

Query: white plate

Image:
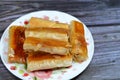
[0,10,94,80]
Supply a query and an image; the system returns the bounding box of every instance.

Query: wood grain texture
[0,0,120,80]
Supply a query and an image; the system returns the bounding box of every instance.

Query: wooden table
[0,0,120,80]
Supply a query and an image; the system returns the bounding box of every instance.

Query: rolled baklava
[8,26,27,63]
[70,20,88,62]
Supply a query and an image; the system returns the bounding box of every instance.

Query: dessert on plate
[8,17,88,71]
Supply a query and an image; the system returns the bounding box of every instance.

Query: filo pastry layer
[29,17,69,29]
[25,27,69,41]
[70,20,88,62]
[27,52,72,71]
[8,26,27,63]
[23,37,70,55]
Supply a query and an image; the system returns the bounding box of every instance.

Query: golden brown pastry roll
[8,26,27,63]
[29,17,69,29]
[27,52,72,72]
[23,37,70,55]
[25,27,69,41]
[70,20,88,62]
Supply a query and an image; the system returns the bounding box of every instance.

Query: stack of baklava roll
[23,17,72,71]
[8,17,88,72]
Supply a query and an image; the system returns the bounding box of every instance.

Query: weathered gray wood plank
[89,26,120,43]
[0,0,120,32]
[1,8,120,30]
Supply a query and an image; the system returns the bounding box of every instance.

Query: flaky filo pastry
[27,52,72,72]
[8,26,27,63]
[23,17,71,55]
[28,17,69,29]
[70,20,88,62]
[23,37,70,55]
